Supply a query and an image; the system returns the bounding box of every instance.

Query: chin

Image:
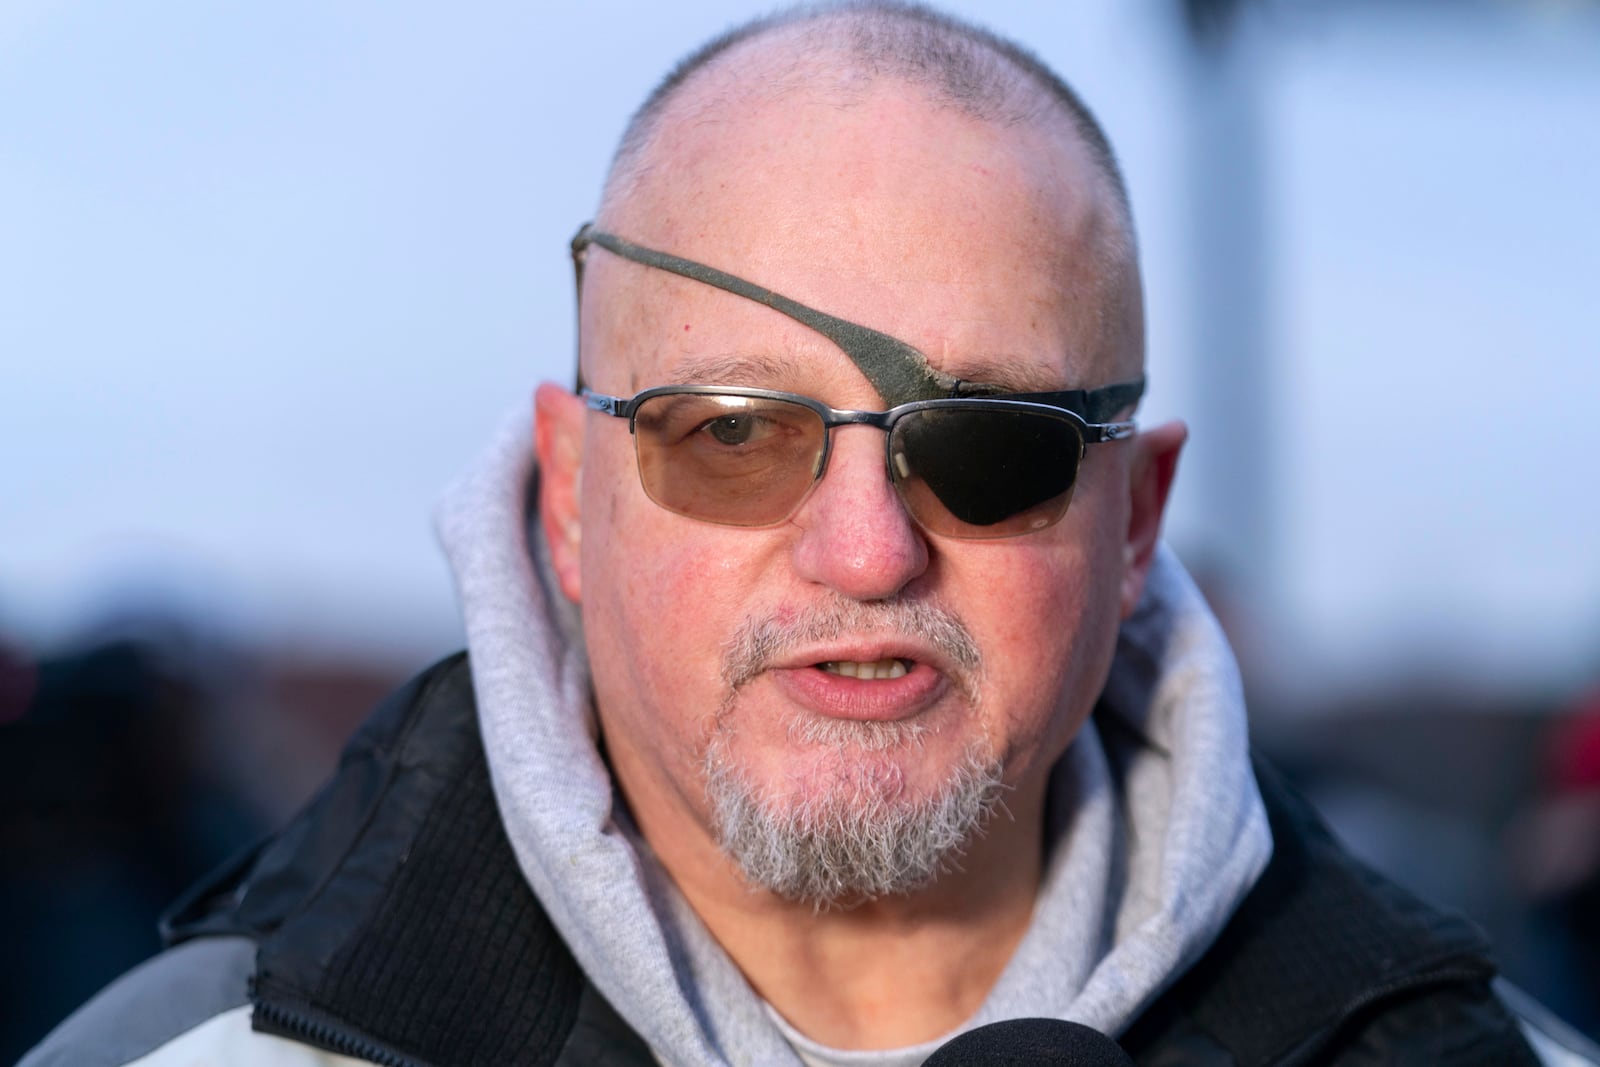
[700,725,1006,907]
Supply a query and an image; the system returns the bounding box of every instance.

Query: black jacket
[154,654,1540,1066]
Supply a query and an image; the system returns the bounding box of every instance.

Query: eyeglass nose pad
[892,449,911,481]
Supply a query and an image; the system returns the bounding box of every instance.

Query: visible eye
[640,394,816,458]
[703,413,759,446]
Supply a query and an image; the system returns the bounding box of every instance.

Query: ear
[534,382,587,603]
[1119,419,1186,619]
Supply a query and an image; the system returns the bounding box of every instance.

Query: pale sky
[2,1,1596,698]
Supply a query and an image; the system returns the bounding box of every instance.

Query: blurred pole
[1179,0,1278,620]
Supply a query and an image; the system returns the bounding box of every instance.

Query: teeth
[820,658,909,680]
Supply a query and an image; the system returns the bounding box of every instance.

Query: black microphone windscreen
[923,1017,1134,1066]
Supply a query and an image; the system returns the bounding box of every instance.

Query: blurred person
[1,632,263,1065]
[21,4,1599,1064]
[1511,690,1600,1039]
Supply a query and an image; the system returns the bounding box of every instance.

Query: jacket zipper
[253,997,429,1067]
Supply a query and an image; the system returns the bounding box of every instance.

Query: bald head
[582,1,1145,394]
[605,2,1130,226]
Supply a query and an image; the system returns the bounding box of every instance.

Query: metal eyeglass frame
[581,384,1140,445]
[582,384,1140,532]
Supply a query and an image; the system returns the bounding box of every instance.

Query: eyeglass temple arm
[572,224,957,405]
[581,390,627,417]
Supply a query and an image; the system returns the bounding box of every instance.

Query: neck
[634,771,1049,1050]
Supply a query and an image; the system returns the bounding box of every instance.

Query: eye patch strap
[1005,381,1146,424]
[572,224,956,406]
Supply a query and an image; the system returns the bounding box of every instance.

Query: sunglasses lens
[890,407,1085,538]
[632,393,826,525]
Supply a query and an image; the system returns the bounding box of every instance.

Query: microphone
[924,1018,1134,1066]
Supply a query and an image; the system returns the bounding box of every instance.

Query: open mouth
[816,658,912,680]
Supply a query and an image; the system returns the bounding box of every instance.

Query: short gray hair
[603,1,1131,223]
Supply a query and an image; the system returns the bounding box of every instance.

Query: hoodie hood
[436,410,1272,1066]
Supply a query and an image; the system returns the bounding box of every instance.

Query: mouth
[763,651,948,722]
[816,657,912,681]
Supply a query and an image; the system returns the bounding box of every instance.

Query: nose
[789,427,930,600]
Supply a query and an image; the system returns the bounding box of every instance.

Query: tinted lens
[889,406,1085,538]
[632,392,826,526]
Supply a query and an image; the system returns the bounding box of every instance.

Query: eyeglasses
[582,383,1141,540]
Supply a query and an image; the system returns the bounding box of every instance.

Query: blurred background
[3,0,1597,1057]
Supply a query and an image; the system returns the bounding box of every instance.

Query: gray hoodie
[436,411,1274,1066]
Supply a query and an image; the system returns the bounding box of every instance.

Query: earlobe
[1120,420,1186,619]
[534,382,586,603]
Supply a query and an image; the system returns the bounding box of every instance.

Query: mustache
[720,597,983,697]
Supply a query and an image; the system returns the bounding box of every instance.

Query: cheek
[957,500,1126,779]
[579,449,758,749]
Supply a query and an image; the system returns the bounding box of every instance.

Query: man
[22,4,1597,1065]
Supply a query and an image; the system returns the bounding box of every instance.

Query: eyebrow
[948,361,1073,396]
[664,351,802,387]
[665,350,1075,405]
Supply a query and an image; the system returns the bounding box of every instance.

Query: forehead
[589,76,1127,396]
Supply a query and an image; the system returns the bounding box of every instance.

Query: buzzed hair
[604,1,1131,223]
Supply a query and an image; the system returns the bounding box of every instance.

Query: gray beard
[707,595,999,907]
[703,729,1005,908]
